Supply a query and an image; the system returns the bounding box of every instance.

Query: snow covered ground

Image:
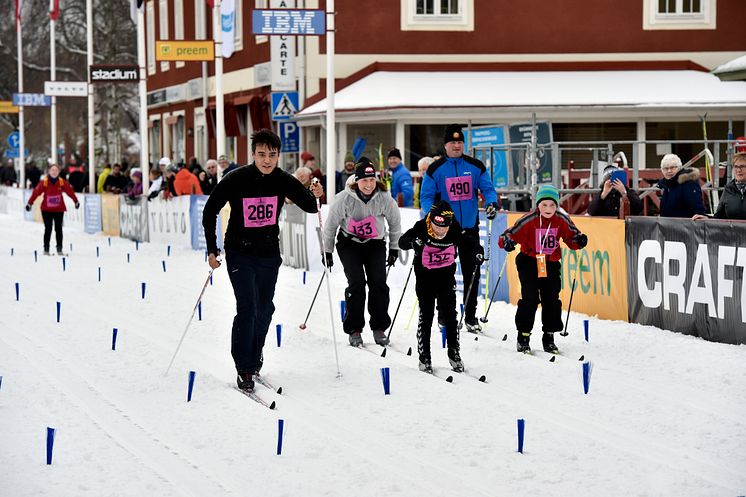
[1,214,745,497]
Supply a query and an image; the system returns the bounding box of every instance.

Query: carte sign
[90,65,139,83]
[155,41,215,61]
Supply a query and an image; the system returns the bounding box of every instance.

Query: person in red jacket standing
[26,164,79,255]
[172,162,203,195]
[498,185,587,354]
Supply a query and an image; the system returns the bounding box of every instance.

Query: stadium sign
[90,65,140,83]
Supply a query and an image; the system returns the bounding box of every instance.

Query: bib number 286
[243,197,278,228]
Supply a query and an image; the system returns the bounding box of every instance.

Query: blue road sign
[7,131,20,149]
[252,9,325,35]
[12,93,52,107]
[4,148,28,158]
[279,121,300,153]
[271,91,299,121]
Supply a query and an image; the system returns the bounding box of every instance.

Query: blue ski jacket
[390,163,414,207]
[420,154,497,229]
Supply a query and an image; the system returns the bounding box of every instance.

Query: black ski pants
[458,226,481,321]
[42,211,64,251]
[515,252,563,334]
[226,252,281,374]
[415,270,459,361]
[337,237,391,333]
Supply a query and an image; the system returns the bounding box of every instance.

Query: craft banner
[506,213,628,322]
[626,217,746,345]
[63,194,85,231]
[119,195,149,242]
[101,194,121,236]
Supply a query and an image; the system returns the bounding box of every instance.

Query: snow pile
[1,214,745,497]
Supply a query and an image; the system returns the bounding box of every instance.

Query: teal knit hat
[536,185,559,206]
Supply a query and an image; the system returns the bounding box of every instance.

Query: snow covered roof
[299,70,746,116]
[712,54,746,81]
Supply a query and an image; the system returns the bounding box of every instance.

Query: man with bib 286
[202,129,323,393]
[322,157,401,348]
[419,124,498,333]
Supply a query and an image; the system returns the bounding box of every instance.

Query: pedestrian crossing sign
[271,91,299,121]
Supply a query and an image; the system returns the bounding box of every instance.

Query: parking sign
[279,121,300,153]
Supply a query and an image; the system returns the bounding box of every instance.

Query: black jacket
[588,187,643,217]
[713,180,746,220]
[399,218,482,275]
[202,164,318,257]
[657,167,706,218]
[200,174,218,195]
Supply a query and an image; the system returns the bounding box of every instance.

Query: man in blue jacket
[388,148,414,207]
[420,124,498,333]
[657,153,706,218]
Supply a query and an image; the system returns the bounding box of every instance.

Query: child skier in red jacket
[26,164,79,255]
[498,185,587,353]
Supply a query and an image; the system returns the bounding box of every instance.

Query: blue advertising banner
[487,213,510,303]
[190,195,221,251]
[84,194,102,234]
[465,125,509,188]
[252,9,325,35]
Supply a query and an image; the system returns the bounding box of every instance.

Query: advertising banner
[0,187,25,219]
[22,189,33,221]
[279,203,311,269]
[101,194,121,236]
[148,196,192,248]
[626,217,746,345]
[120,196,149,242]
[486,213,509,303]
[509,122,553,185]
[63,195,85,231]
[506,213,628,322]
[84,194,102,234]
[190,195,216,251]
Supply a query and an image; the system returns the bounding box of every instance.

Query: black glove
[500,234,516,252]
[74,201,80,209]
[386,249,398,267]
[574,233,588,249]
[25,204,32,212]
[413,238,424,248]
[485,202,498,220]
[323,252,333,269]
[475,252,485,265]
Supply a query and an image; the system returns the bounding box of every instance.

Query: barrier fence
[1,186,744,344]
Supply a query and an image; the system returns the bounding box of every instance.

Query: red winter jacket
[28,176,79,212]
[499,209,582,262]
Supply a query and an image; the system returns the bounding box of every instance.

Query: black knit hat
[354,157,377,181]
[443,124,464,144]
[429,200,454,227]
[387,148,402,160]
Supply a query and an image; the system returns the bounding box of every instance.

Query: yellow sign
[505,213,629,322]
[0,101,19,114]
[156,41,215,61]
[101,193,121,236]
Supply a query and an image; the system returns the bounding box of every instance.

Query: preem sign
[155,41,215,61]
[626,217,746,345]
[90,65,139,83]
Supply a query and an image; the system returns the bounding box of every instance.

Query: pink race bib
[535,228,558,255]
[445,175,472,201]
[422,245,456,269]
[242,196,278,228]
[347,216,378,239]
[47,194,62,208]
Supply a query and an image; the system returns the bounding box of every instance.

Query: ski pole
[479,256,509,323]
[560,263,581,337]
[381,263,414,357]
[299,271,326,330]
[457,265,480,331]
[165,269,214,375]
[313,179,342,378]
[405,298,419,331]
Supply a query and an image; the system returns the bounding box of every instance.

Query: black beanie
[443,124,464,144]
[429,200,454,227]
[387,148,402,160]
[354,157,377,181]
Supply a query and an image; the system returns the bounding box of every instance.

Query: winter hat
[536,185,560,206]
[428,200,454,227]
[443,124,464,144]
[354,157,377,181]
[387,148,402,160]
[166,162,181,173]
[158,157,171,167]
[344,152,355,163]
[301,151,315,163]
[131,168,142,178]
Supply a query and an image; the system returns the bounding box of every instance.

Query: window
[158,0,170,72]
[643,0,715,30]
[174,0,184,68]
[194,0,206,40]
[234,0,243,52]
[146,1,155,74]
[401,0,473,31]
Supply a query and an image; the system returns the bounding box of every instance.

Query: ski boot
[236,371,255,392]
[43,248,51,256]
[56,246,65,256]
[418,354,433,374]
[464,318,482,334]
[348,331,363,347]
[542,332,559,354]
[372,329,389,346]
[517,332,531,353]
[255,353,263,375]
[448,348,464,373]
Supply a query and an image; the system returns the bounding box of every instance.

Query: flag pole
[214,0,225,171]
[325,0,336,203]
[17,0,26,189]
[50,2,57,165]
[86,0,95,192]
[137,1,149,192]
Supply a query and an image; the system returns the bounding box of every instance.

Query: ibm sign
[252,9,325,35]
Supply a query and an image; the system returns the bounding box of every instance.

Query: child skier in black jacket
[399,200,483,373]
